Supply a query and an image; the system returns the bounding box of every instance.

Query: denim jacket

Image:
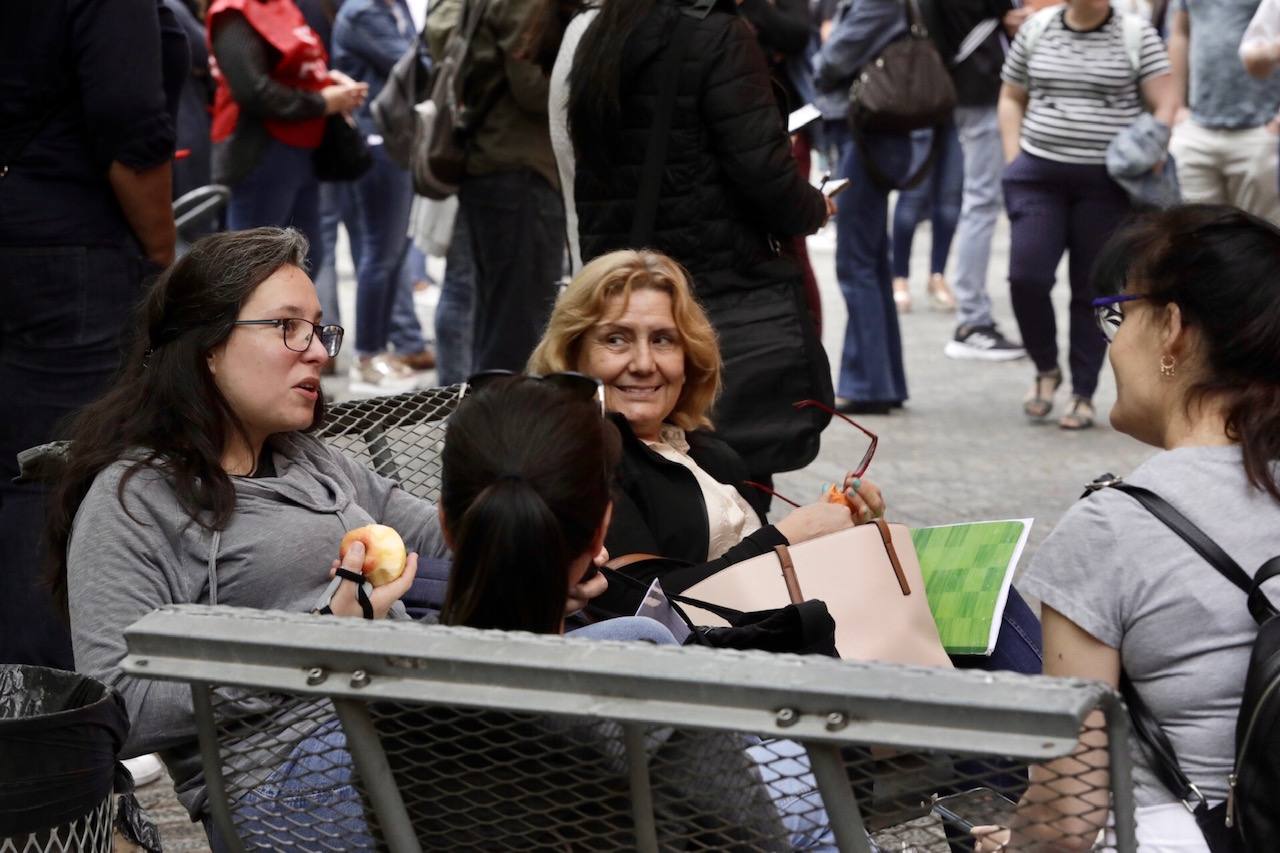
[332,0,417,135]
[812,0,907,119]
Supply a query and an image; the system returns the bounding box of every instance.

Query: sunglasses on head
[458,370,606,415]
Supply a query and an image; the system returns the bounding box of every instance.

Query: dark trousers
[0,243,146,667]
[829,121,911,404]
[1002,152,1132,399]
[351,143,415,356]
[459,169,565,372]
[891,123,964,279]
[227,138,322,273]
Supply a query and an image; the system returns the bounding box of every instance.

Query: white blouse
[644,425,762,561]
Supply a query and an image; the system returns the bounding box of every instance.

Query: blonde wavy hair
[528,250,721,431]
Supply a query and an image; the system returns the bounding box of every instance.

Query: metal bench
[122,606,1137,852]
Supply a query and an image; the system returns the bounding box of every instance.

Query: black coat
[572,0,826,298]
[592,415,789,618]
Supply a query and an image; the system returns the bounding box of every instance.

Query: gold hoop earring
[1159,355,1176,378]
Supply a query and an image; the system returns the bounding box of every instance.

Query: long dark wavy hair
[45,228,326,612]
[1093,204,1280,501]
[567,0,661,171]
[439,378,620,634]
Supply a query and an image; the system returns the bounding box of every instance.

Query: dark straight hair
[567,0,660,170]
[439,378,620,634]
[45,228,325,612]
[1092,204,1280,501]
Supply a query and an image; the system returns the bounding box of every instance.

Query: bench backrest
[123,606,1140,852]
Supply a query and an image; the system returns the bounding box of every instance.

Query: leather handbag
[680,519,952,667]
[312,113,373,182]
[846,0,956,190]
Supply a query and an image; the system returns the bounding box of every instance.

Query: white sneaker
[123,753,165,787]
[944,324,1027,362]
[348,353,420,395]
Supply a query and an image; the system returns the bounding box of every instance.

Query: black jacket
[573,0,826,298]
[919,0,1012,107]
[593,415,789,617]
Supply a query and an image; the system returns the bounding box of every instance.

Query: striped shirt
[1002,9,1170,164]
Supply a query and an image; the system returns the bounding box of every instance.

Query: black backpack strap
[628,10,699,246]
[1119,672,1208,810]
[1249,556,1280,624]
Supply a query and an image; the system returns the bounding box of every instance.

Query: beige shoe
[926,273,956,311]
[892,277,913,313]
[349,354,418,395]
[1059,396,1096,430]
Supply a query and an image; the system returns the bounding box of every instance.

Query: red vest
[207,0,329,149]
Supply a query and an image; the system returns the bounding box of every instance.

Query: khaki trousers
[1169,119,1280,223]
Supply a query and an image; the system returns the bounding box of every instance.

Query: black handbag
[370,29,431,170]
[313,114,373,182]
[846,0,956,190]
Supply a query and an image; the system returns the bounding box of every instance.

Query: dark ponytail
[1093,204,1280,501]
[439,379,620,633]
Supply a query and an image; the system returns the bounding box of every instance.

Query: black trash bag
[0,665,129,838]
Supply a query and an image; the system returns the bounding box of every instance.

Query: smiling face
[206,264,328,458]
[577,288,686,442]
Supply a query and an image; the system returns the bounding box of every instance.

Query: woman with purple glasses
[980,205,1280,850]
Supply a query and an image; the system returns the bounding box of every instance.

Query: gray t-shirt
[1019,445,1280,807]
[1173,0,1280,128]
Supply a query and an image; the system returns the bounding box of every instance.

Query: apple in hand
[338,524,408,587]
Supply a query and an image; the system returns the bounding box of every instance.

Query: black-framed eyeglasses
[233,318,344,357]
[744,399,878,508]
[459,370,606,416]
[1090,294,1146,343]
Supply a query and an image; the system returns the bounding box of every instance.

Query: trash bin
[0,665,128,853]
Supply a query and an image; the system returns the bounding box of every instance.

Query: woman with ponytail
[981,205,1280,849]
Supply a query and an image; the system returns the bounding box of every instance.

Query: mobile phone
[822,177,851,199]
[931,787,1017,834]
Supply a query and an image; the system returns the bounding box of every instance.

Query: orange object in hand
[824,484,858,515]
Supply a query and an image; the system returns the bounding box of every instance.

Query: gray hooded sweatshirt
[67,432,448,819]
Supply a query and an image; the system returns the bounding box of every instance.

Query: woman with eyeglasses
[43,227,450,847]
[975,205,1280,850]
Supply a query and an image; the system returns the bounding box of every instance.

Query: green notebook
[910,519,1034,655]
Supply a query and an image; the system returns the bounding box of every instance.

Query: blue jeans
[205,719,373,852]
[434,211,475,385]
[951,106,1003,329]
[390,247,428,354]
[951,585,1043,676]
[352,144,415,356]
[314,182,425,351]
[891,123,964,279]
[227,138,322,273]
[0,243,146,668]
[829,122,911,404]
[459,169,564,371]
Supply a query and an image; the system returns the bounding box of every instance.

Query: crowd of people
[3,0,1280,850]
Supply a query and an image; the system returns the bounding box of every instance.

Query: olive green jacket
[426,0,558,188]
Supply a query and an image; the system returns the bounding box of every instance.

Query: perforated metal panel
[316,386,460,503]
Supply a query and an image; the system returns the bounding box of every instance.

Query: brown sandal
[1023,368,1062,420]
[1059,396,1096,430]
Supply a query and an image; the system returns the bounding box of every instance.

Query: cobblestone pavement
[136,215,1154,848]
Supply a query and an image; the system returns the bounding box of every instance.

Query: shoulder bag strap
[629,10,699,246]
[1119,671,1207,809]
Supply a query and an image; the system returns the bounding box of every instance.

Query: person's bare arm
[1241,0,1280,78]
[1167,9,1189,113]
[108,160,176,269]
[975,606,1119,851]
[997,83,1028,164]
[1141,71,1179,128]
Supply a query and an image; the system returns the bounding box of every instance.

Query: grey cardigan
[67,433,447,818]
